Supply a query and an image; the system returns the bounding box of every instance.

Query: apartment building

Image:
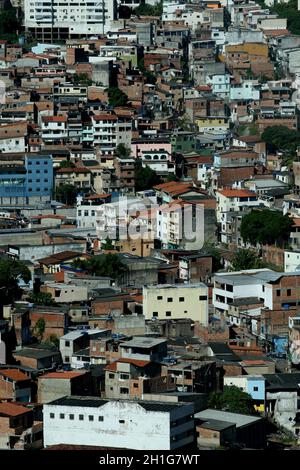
[91,112,132,153]
[143,283,209,325]
[216,188,260,223]
[24,0,117,41]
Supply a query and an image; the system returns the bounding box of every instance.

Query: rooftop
[195,409,263,427]
[120,337,167,349]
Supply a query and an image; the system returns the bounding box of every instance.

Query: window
[79,415,84,421]
[109,373,114,379]
[69,414,74,420]
[152,312,158,317]
[50,413,55,419]
[166,311,171,317]
[276,289,280,297]
[65,341,70,347]
[253,387,258,392]
[167,297,173,302]
[199,295,207,301]
[287,289,291,296]
[60,413,65,419]
[120,387,129,394]
[157,296,163,300]
[120,374,129,380]
[133,383,139,388]
[119,420,125,424]
[65,356,70,363]
[179,297,184,302]
[98,416,104,422]
[88,415,94,421]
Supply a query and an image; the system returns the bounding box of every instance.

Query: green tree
[48,334,59,348]
[230,248,264,271]
[55,184,78,205]
[59,160,75,169]
[108,87,128,107]
[271,0,300,35]
[115,144,131,158]
[73,253,128,280]
[0,7,21,37]
[0,258,31,304]
[34,317,46,341]
[135,1,163,16]
[135,161,162,192]
[102,237,115,250]
[261,125,300,157]
[28,292,55,306]
[240,209,293,247]
[208,386,256,415]
[73,73,93,86]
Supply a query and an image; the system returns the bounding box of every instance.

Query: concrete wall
[43,400,194,450]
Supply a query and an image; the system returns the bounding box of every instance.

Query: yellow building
[143,283,208,325]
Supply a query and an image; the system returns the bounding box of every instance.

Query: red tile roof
[218,189,257,198]
[105,358,150,371]
[0,402,31,417]
[40,371,86,380]
[0,369,29,382]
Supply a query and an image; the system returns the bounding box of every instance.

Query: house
[0,368,32,402]
[40,283,89,304]
[59,329,111,365]
[37,251,87,274]
[224,375,266,412]
[38,371,92,403]
[43,396,194,450]
[13,346,62,371]
[0,402,43,450]
[143,283,209,325]
[105,358,172,400]
[162,361,216,394]
[119,337,168,362]
[195,408,266,449]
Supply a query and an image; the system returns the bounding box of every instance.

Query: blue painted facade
[246,377,265,401]
[0,154,53,202]
[25,155,53,198]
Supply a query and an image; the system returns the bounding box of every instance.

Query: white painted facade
[284,250,300,272]
[43,398,194,450]
[24,0,117,36]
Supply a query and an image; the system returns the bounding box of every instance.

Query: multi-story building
[92,113,132,153]
[143,283,209,325]
[24,0,117,41]
[43,396,194,450]
[0,153,53,206]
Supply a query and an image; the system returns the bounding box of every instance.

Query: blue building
[0,154,53,205]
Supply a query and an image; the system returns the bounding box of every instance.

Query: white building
[143,283,209,325]
[206,73,231,98]
[43,396,194,450]
[284,250,300,272]
[141,150,175,176]
[216,189,260,224]
[156,200,205,250]
[24,0,117,40]
[41,116,68,145]
[91,113,132,152]
[213,269,280,314]
[229,80,260,101]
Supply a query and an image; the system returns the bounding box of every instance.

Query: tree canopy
[28,292,55,306]
[134,1,163,16]
[271,0,300,35]
[108,87,128,107]
[135,161,162,192]
[208,386,256,415]
[73,253,128,280]
[115,144,131,159]
[59,160,75,169]
[0,258,31,304]
[55,184,78,205]
[230,248,264,271]
[240,209,293,247]
[261,125,300,155]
